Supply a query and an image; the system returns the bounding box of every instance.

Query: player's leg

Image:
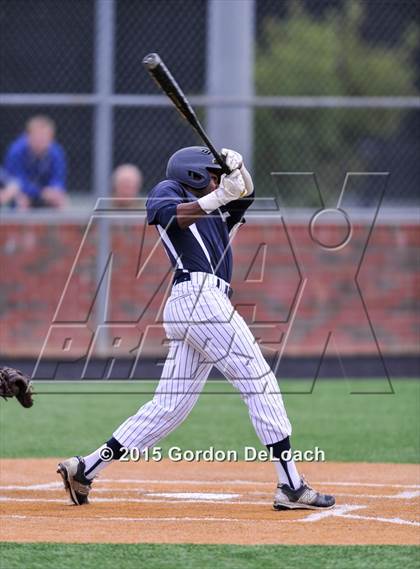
[57,338,212,504]
[112,339,212,451]
[180,291,291,443]
[180,288,334,509]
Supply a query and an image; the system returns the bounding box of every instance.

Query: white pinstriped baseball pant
[113,273,292,448]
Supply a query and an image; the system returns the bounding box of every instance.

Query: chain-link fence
[254,0,420,204]
[0,0,419,206]
[115,0,207,95]
[0,0,95,94]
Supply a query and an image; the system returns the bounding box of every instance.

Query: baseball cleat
[273,476,335,510]
[57,456,92,505]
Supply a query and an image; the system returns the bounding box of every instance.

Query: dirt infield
[0,459,419,545]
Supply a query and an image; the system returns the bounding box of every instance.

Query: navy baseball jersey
[146,179,254,283]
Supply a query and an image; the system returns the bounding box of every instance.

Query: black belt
[173,272,233,299]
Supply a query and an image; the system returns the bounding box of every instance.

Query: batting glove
[198,169,246,214]
[221,148,243,171]
[221,148,254,197]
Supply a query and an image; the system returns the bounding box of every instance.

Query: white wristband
[197,191,223,214]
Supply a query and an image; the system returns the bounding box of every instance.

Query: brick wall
[0,216,418,361]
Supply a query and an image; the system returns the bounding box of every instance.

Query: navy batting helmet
[166,146,222,190]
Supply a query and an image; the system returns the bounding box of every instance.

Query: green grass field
[1,379,419,568]
[1,379,418,462]
[1,543,419,569]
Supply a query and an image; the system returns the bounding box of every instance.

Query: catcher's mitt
[0,367,34,408]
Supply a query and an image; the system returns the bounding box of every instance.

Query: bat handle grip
[206,143,231,174]
[218,159,231,176]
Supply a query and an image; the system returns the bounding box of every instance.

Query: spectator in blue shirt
[4,115,69,208]
[0,167,25,209]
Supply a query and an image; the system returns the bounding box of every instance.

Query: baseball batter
[57,147,335,511]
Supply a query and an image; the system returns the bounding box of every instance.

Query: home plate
[147,492,240,501]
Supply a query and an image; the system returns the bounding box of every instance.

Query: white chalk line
[1,499,419,528]
[0,482,62,491]
[0,514,296,524]
[0,482,61,491]
[146,492,240,501]
[338,513,420,527]
[98,479,420,489]
[2,488,419,502]
[2,504,418,527]
[1,478,419,528]
[394,490,420,499]
[301,504,362,522]
[103,515,254,523]
[306,490,420,500]
[2,483,419,503]
[315,481,420,490]
[0,506,364,525]
[0,496,269,505]
[1,480,419,492]
[1,495,420,527]
[301,505,420,527]
[221,489,420,501]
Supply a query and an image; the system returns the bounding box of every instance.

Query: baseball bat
[142,52,230,174]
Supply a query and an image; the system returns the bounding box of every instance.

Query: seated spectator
[0,167,26,209]
[112,164,143,207]
[4,115,68,209]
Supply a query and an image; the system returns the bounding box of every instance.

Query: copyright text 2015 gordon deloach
[117,446,326,463]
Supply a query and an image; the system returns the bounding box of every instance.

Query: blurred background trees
[255,1,419,204]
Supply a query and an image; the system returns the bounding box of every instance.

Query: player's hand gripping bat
[142,53,230,175]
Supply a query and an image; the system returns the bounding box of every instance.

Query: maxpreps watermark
[100,445,326,463]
